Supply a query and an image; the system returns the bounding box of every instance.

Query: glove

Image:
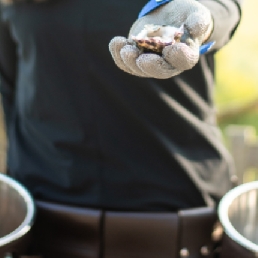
[109,0,213,79]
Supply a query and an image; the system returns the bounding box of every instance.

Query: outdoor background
[215,0,258,131]
[0,0,256,173]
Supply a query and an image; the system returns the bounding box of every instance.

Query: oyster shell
[131,24,184,53]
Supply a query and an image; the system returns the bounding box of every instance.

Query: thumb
[185,10,213,42]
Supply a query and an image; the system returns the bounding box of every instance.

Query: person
[0,0,243,257]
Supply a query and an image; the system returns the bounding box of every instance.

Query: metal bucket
[0,173,35,257]
[218,181,258,258]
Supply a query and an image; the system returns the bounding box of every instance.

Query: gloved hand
[109,0,213,79]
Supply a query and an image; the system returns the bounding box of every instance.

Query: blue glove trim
[138,0,172,18]
[138,0,215,54]
[199,41,215,54]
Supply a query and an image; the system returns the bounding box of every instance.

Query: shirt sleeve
[199,0,243,50]
[0,4,17,128]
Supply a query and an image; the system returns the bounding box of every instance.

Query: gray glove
[109,0,213,79]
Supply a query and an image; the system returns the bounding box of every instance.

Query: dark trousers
[22,201,219,258]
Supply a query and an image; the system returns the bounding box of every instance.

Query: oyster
[131,24,184,53]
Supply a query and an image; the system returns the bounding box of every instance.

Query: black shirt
[0,0,242,211]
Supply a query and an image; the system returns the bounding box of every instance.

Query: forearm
[199,0,243,50]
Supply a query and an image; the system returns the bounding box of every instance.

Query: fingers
[109,37,193,79]
[109,36,134,74]
[163,41,199,71]
[120,45,149,77]
[136,54,180,79]
[109,37,148,77]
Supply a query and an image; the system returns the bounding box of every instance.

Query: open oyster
[131,24,184,53]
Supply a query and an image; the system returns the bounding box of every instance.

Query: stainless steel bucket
[218,181,258,258]
[0,173,35,257]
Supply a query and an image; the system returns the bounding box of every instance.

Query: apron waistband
[26,200,220,258]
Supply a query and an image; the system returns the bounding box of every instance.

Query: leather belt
[23,200,219,258]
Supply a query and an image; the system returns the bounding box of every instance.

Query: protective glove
[109,0,213,79]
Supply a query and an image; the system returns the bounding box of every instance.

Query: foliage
[214,0,258,131]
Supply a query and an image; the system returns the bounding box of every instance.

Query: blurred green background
[215,0,258,132]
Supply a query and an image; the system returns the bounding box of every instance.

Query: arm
[199,0,243,50]
[0,4,17,129]
[109,0,243,79]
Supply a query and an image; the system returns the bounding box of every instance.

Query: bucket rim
[218,181,258,254]
[0,173,35,247]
